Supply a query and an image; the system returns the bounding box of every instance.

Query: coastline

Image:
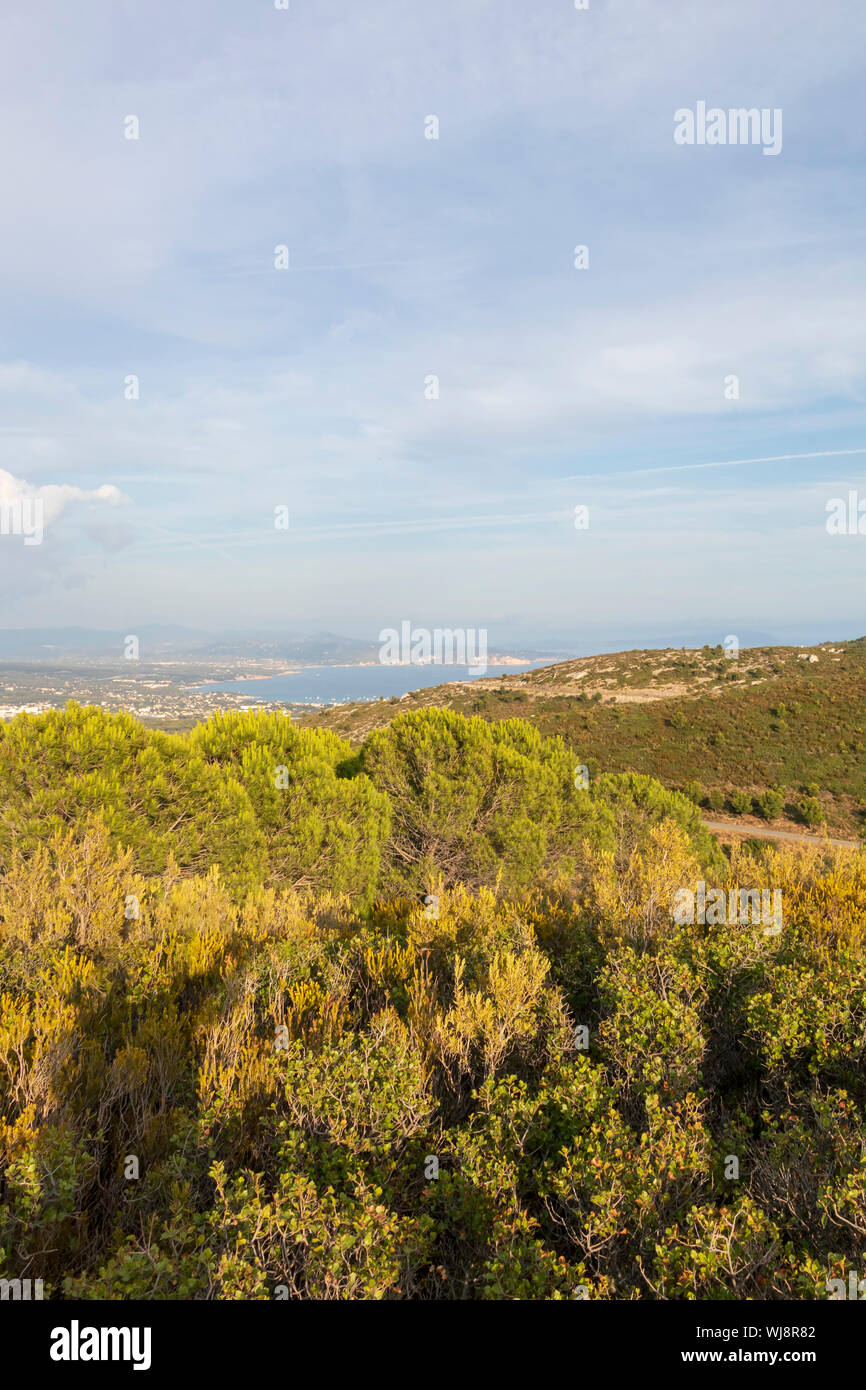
[182,667,300,689]
[185,656,538,692]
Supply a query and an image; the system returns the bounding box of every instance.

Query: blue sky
[1,0,865,648]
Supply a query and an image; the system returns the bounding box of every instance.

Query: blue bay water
[189,660,552,706]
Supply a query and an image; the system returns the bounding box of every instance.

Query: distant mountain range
[0,627,383,664]
[0,622,856,666]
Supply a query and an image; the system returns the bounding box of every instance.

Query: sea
[189,660,553,706]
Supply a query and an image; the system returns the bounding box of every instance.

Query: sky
[1,0,865,649]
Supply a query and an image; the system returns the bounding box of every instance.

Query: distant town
[0,627,555,727]
[0,660,298,725]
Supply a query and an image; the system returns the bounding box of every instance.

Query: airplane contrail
[556,447,866,482]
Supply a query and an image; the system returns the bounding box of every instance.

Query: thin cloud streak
[555,449,866,483]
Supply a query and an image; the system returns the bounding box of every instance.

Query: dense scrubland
[0,704,864,1299]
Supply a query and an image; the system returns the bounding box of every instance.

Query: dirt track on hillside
[702,819,860,849]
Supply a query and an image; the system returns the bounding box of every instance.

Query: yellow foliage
[436,946,550,1083]
[576,819,703,946]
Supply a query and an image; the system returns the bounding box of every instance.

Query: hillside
[299,638,866,841]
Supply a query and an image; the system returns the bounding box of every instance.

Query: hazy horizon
[0,620,862,660]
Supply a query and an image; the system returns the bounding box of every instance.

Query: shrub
[798,796,823,829]
[0,703,267,892]
[360,709,604,895]
[189,710,390,898]
[756,789,785,821]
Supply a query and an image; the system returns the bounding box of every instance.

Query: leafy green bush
[757,789,785,821]
[0,703,267,892]
[360,708,605,895]
[189,710,390,897]
[798,796,823,829]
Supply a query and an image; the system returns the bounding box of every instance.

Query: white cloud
[0,469,128,526]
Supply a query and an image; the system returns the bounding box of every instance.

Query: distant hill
[0,626,216,661]
[300,637,866,840]
[0,627,380,664]
[193,632,381,663]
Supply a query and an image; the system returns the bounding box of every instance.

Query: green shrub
[189,710,390,898]
[798,796,823,829]
[360,708,605,894]
[756,789,785,821]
